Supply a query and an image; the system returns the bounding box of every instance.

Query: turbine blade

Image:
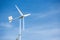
[15,5,23,16]
[8,16,13,23]
[24,14,31,17]
[23,17,24,31]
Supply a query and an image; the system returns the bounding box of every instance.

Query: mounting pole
[16,19,22,40]
[19,19,22,40]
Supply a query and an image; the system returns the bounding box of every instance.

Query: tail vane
[8,16,13,23]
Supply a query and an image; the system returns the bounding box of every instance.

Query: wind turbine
[8,5,31,40]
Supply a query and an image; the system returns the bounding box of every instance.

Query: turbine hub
[20,16,24,18]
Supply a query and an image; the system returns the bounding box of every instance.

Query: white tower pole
[19,19,22,40]
[23,17,24,31]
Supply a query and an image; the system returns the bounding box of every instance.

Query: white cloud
[22,22,60,40]
[0,22,13,28]
[23,28,60,40]
[0,22,60,40]
[37,10,60,18]
[31,8,60,20]
[0,22,18,40]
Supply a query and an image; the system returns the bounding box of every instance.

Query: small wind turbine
[8,5,31,40]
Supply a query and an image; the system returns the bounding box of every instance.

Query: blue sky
[0,0,60,40]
